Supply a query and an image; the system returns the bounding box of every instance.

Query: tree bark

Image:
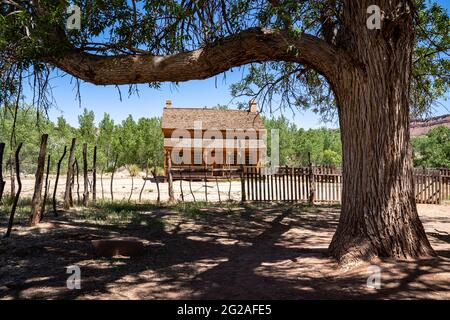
[0,142,5,203]
[82,143,89,206]
[5,143,22,238]
[328,0,434,263]
[52,29,340,85]
[53,146,67,216]
[29,134,48,226]
[64,138,76,209]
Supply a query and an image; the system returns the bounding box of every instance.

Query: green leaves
[0,1,448,120]
[412,125,450,168]
[411,0,450,116]
[263,116,342,166]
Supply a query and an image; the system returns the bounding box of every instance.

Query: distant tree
[78,109,96,143]
[97,113,115,170]
[412,126,450,168]
[323,149,341,166]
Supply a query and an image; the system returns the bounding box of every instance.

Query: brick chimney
[165,100,172,108]
[249,99,257,113]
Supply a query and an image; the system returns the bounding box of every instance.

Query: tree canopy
[1,1,448,118]
[412,126,450,167]
[0,105,164,175]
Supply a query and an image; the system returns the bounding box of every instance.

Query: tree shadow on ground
[0,203,450,299]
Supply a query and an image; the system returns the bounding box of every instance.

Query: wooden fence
[438,168,450,202]
[413,168,441,204]
[241,166,450,205]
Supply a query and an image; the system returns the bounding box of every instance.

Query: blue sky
[24,1,450,129]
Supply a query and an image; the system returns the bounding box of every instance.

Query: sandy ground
[0,203,449,300]
[2,173,243,202]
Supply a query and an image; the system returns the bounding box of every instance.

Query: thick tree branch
[49,28,346,86]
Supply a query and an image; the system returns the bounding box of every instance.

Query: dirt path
[0,203,449,299]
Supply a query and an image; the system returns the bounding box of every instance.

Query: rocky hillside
[410,114,450,137]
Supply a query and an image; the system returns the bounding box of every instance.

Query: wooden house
[161,100,266,178]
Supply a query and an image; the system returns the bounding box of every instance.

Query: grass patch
[0,196,34,224]
[93,200,159,213]
[75,207,164,229]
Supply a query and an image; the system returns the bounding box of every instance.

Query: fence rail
[240,166,450,205]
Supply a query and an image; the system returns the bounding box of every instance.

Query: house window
[245,153,256,165]
[194,152,202,165]
[226,152,234,165]
[245,154,250,165]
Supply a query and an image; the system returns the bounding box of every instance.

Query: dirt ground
[0,203,449,300]
[4,174,243,203]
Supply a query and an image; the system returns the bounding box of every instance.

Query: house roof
[161,107,265,130]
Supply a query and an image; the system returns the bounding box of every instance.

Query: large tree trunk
[29,134,48,226]
[328,0,435,263]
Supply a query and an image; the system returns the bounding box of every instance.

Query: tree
[78,109,96,143]
[412,126,450,168]
[2,1,449,262]
[323,149,341,166]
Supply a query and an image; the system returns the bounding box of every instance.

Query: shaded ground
[0,202,449,299]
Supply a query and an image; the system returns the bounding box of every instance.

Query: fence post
[0,143,5,202]
[92,146,97,203]
[167,151,175,203]
[53,146,67,216]
[64,138,76,209]
[40,154,51,221]
[179,169,184,202]
[240,165,246,202]
[5,143,23,238]
[308,152,316,205]
[204,166,208,202]
[82,143,89,206]
[29,134,48,226]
